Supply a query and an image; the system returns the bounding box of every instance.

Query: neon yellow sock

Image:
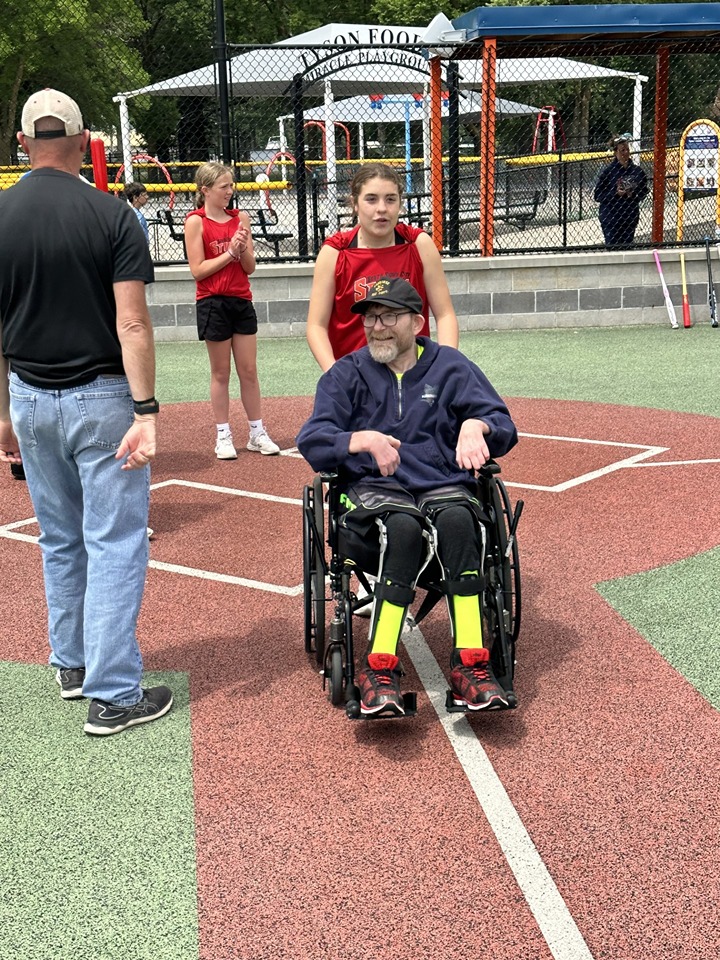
[369,600,405,656]
[452,571,483,649]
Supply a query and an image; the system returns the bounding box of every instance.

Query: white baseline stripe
[403,624,595,960]
[151,477,303,506]
[0,518,303,596]
[519,431,659,449]
[0,530,38,544]
[504,445,669,493]
[0,517,38,532]
[624,457,720,467]
[148,559,302,595]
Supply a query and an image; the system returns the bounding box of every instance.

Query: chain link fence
[3,12,720,263]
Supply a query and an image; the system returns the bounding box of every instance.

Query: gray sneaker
[84,685,173,736]
[56,667,86,700]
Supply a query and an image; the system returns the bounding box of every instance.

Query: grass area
[0,667,198,960]
[597,549,720,710]
[157,325,720,417]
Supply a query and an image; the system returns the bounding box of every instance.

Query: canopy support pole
[429,56,444,251]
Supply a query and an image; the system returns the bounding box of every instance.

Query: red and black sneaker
[356,653,405,717]
[450,648,508,711]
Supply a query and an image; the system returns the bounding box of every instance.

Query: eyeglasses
[361,310,412,328]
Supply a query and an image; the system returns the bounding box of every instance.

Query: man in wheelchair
[296,277,518,717]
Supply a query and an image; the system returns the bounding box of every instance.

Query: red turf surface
[2,396,719,960]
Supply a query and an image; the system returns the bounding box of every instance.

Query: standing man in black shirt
[0,89,172,735]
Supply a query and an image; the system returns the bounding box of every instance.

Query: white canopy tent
[116,23,647,100]
[277,91,538,194]
[114,20,648,226]
[283,90,537,126]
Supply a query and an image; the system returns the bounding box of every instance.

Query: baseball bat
[705,237,718,328]
[653,250,678,329]
[680,253,692,328]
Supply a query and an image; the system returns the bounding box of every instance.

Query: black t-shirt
[0,168,154,387]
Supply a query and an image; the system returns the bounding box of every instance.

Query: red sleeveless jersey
[186,207,252,301]
[324,223,429,359]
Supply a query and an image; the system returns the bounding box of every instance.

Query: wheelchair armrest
[477,460,501,477]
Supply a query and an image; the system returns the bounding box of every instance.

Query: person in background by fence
[594,134,649,249]
[306,163,459,372]
[123,182,150,243]
[184,161,279,460]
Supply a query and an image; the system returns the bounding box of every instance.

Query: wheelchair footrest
[445,689,518,713]
[346,691,417,720]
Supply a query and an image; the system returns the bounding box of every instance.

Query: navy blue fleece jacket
[296,337,518,494]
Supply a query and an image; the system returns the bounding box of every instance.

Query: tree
[0,0,147,163]
[369,0,466,28]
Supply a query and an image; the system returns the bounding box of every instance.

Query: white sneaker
[247,431,280,455]
[215,435,237,460]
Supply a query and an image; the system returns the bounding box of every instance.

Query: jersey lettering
[353,272,411,301]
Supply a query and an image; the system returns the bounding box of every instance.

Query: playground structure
[532,106,567,155]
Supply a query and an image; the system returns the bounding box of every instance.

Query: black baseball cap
[350,277,423,315]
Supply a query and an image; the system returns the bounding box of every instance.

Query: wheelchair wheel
[328,646,344,706]
[492,477,522,642]
[302,477,326,662]
[484,477,522,691]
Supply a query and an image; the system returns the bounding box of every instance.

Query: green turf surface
[596,551,720,711]
[157,326,720,417]
[0,666,198,960]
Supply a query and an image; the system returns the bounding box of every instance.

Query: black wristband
[133,397,160,415]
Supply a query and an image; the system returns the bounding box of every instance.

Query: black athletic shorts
[196,295,258,341]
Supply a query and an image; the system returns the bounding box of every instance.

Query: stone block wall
[148,248,713,341]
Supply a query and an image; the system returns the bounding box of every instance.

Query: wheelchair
[302,463,523,720]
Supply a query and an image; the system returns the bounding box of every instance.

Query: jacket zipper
[389,369,404,421]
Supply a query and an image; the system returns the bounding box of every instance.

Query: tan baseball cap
[21,88,84,139]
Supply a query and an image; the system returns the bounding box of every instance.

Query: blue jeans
[9,373,149,705]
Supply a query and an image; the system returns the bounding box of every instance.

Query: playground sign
[676,118,720,240]
[296,27,429,87]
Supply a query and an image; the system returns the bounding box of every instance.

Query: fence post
[311,173,321,256]
[213,0,232,166]
[479,37,497,257]
[652,46,670,245]
[560,154,568,248]
[429,56,444,251]
[292,73,309,259]
[446,60,460,256]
